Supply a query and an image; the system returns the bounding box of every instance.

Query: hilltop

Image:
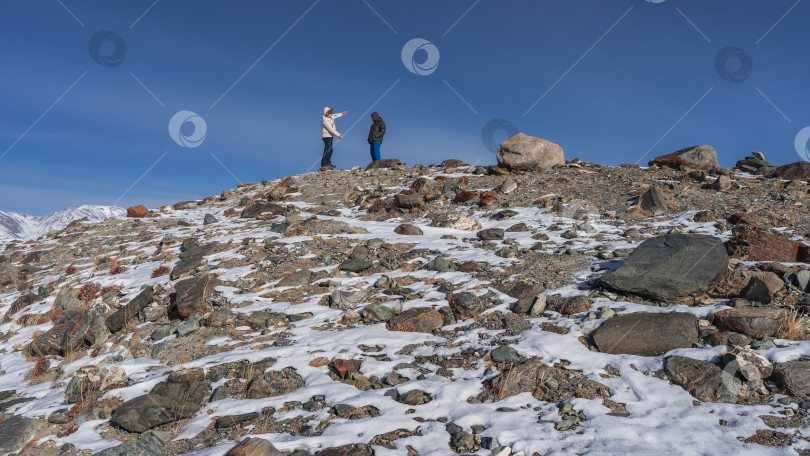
[1,142,810,456]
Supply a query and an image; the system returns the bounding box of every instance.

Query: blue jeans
[370,141,381,161]
[322,137,334,166]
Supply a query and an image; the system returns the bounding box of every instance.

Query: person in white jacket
[321,107,347,169]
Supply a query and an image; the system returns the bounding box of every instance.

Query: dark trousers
[321,137,334,166]
[369,141,381,161]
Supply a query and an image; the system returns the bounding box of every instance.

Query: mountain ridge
[0,205,125,241]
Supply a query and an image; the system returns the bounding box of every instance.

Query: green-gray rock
[600,234,728,300]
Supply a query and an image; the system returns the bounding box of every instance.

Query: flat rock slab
[111,378,210,433]
[314,444,375,456]
[366,158,402,170]
[665,356,740,403]
[712,307,788,339]
[95,434,165,456]
[106,287,153,333]
[246,368,305,399]
[592,312,699,356]
[276,269,312,287]
[226,437,282,456]
[773,161,810,180]
[0,415,41,453]
[773,360,810,397]
[600,234,728,301]
[726,227,810,262]
[170,255,203,280]
[386,307,443,333]
[338,258,373,273]
[241,202,284,219]
[174,274,219,317]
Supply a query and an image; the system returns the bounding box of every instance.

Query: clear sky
[1,0,807,215]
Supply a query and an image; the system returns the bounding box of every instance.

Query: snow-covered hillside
[0,205,124,241]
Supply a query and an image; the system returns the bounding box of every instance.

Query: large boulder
[226,437,282,456]
[246,368,305,399]
[665,356,740,403]
[712,307,788,339]
[0,263,17,287]
[600,234,728,301]
[592,312,699,356]
[111,376,210,433]
[173,274,219,317]
[106,287,154,333]
[773,161,810,180]
[496,133,564,172]
[386,307,443,333]
[772,360,810,397]
[0,415,42,454]
[726,226,810,262]
[648,145,719,169]
[95,433,165,456]
[127,205,148,218]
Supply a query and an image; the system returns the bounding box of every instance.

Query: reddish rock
[648,145,719,170]
[386,307,443,333]
[726,227,810,262]
[455,191,480,203]
[368,199,386,213]
[331,359,361,379]
[393,193,424,209]
[546,295,591,315]
[773,161,810,180]
[480,191,499,205]
[126,205,148,218]
[488,165,509,176]
[712,307,788,339]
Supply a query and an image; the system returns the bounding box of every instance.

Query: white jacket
[321,107,343,138]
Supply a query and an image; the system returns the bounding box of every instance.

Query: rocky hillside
[2,141,810,456]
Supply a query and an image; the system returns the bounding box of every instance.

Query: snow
[0,168,808,455]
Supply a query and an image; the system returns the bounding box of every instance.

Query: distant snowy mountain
[0,205,125,241]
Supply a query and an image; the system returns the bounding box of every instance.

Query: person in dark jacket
[367,112,386,162]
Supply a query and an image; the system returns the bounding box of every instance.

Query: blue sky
[1,0,807,215]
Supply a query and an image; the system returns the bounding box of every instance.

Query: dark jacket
[367,112,386,144]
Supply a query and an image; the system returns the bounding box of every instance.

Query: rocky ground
[2,145,810,455]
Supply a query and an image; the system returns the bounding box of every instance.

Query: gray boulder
[639,186,667,216]
[773,360,810,397]
[496,133,564,172]
[600,234,728,300]
[0,415,41,454]
[592,312,699,356]
[173,274,219,318]
[649,145,719,169]
[225,437,282,456]
[276,269,312,287]
[665,356,740,403]
[0,263,17,286]
[106,287,154,333]
[111,377,210,433]
[95,433,165,456]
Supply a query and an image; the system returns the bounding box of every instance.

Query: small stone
[477,228,505,241]
[394,223,423,236]
[203,214,218,225]
[491,345,519,363]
